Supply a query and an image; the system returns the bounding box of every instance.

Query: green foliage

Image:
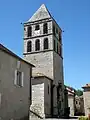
[79,116,88,120]
[76,89,83,96]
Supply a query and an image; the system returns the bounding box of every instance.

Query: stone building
[0,43,34,120]
[66,86,76,117]
[64,85,69,117]
[82,84,90,116]
[23,4,65,118]
[75,95,85,116]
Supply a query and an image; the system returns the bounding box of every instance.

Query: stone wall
[30,77,51,118]
[24,51,54,80]
[83,91,90,116]
[53,52,64,116]
[75,95,85,115]
[30,80,44,117]
[68,95,75,116]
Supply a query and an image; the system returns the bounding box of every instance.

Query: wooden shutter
[21,72,24,87]
[14,70,17,85]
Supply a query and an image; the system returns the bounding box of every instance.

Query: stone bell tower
[23,4,65,117]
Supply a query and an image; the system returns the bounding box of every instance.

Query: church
[23,4,68,118]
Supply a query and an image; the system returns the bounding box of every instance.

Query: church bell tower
[23,4,65,117]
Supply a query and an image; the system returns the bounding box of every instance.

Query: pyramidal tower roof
[27,4,52,22]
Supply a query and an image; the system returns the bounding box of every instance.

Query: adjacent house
[0,44,34,120]
[82,84,90,116]
[75,95,85,116]
[64,85,69,117]
[66,86,76,117]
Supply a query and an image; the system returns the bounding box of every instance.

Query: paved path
[30,116,79,120]
[44,119,78,120]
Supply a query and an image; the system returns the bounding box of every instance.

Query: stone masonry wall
[30,78,45,118]
[53,52,64,115]
[24,51,54,80]
[83,91,90,116]
[68,96,75,116]
[30,77,51,118]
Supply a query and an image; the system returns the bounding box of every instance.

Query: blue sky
[0,0,90,89]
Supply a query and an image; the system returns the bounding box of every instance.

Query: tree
[76,89,83,96]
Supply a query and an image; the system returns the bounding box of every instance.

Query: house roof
[82,84,90,89]
[65,85,76,91]
[27,4,51,22]
[32,72,53,81]
[0,43,35,67]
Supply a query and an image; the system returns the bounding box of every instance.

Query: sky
[0,0,90,90]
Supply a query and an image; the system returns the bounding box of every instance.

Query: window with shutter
[17,71,22,86]
[14,70,17,85]
[21,72,24,87]
[14,70,24,87]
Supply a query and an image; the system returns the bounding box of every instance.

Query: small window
[35,39,40,51]
[35,24,40,30]
[27,26,32,37]
[43,23,48,34]
[14,70,24,87]
[48,85,49,94]
[44,38,48,50]
[27,41,32,52]
[17,71,22,86]
[76,101,77,104]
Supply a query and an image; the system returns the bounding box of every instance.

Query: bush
[79,116,88,120]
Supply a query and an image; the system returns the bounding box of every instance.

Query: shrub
[79,116,88,120]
